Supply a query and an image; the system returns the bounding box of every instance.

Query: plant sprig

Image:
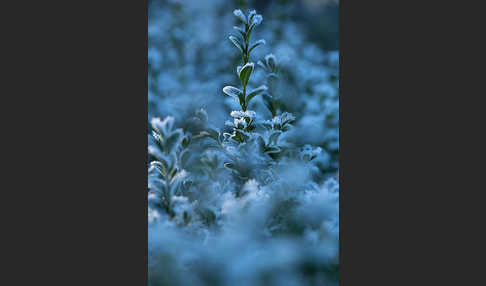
[223,9,267,112]
[223,10,268,143]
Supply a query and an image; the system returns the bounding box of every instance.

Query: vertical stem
[243,23,249,64]
[242,85,247,111]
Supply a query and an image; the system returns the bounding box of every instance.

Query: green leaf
[246,85,267,105]
[223,86,245,107]
[238,62,254,88]
[228,35,244,54]
[249,39,265,54]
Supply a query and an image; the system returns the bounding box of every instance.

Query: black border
[5,1,149,284]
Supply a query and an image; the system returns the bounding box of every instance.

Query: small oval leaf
[251,14,263,26]
[229,35,244,54]
[233,9,247,24]
[233,26,246,38]
[246,85,267,105]
[265,54,277,70]
[223,86,245,107]
[223,86,243,100]
[249,39,265,54]
[239,62,254,88]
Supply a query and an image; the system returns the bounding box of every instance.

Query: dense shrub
[148,4,339,286]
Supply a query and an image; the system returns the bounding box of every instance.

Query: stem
[242,85,247,111]
[243,23,249,64]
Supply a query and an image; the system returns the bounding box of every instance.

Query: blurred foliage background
[147,2,339,286]
[149,0,338,50]
[148,0,339,174]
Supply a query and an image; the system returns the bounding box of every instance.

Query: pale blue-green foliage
[148,3,339,286]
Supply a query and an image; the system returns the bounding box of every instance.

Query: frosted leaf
[232,27,245,41]
[263,112,296,130]
[230,110,256,120]
[257,60,266,70]
[234,129,250,141]
[238,62,254,87]
[150,161,167,177]
[300,144,322,161]
[223,86,243,99]
[229,35,244,53]
[234,118,248,129]
[165,129,184,154]
[233,26,245,35]
[151,130,162,143]
[148,145,163,161]
[265,146,280,154]
[230,110,245,118]
[249,39,266,53]
[169,169,188,185]
[268,131,282,145]
[265,53,277,69]
[223,86,245,106]
[151,116,175,136]
[246,85,267,104]
[251,14,263,26]
[233,9,247,24]
[279,112,296,124]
